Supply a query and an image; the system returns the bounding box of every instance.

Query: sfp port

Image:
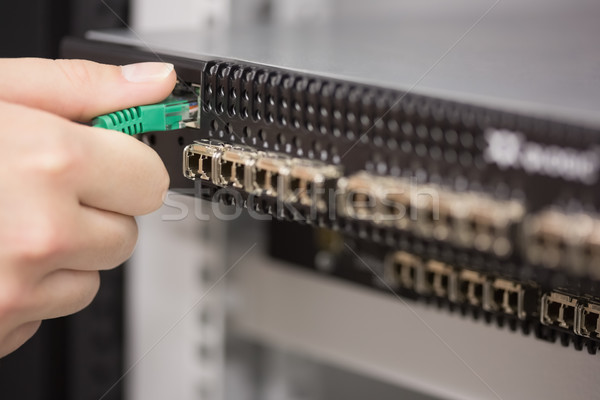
[453,194,523,258]
[253,153,291,198]
[289,159,342,211]
[523,209,600,276]
[183,141,224,182]
[457,270,487,307]
[541,292,577,330]
[411,186,454,241]
[382,181,411,229]
[576,301,600,338]
[423,260,457,301]
[384,251,423,291]
[487,278,537,319]
[337,172,381,221]
[219,146,257,189]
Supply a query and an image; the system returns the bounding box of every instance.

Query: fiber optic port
[575,302,600,338]
[423,260,457,300]
[411,186,454,241]
[253,154,291,198]
[487,278,537,319]
[183,141,224,182]
[453,194,523,258]
[337,172,381,221]
[288,160,342,211]
[383,251,423,291]
[524,209,600,277]
[457,270,487,307]
[219,146,257,189]
[541,292,577,330]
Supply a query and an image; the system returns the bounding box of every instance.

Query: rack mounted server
[62,19,600,354]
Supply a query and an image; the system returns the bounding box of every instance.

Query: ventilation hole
[254,110,262,121]
[178,136,184,146]
[148,134,156,146]
[243,90,250,100]
[281,98,288,109]
[258,130,266,141]
[293,136,302,149]
[216,103,224,113]
[243,126,252,137]
[445,129,458,145]
[230,88,237,99]
[307,105,315,114]
[229,105,237,116]
[241,107,249,118]
[218,87,225,97]
[277,133,286,145]
[211,120,219,130]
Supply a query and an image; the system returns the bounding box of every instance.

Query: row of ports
[183,141,342,211]
[541,292,600,339]
[183,143,600,273]
[384,251,600,339]
[338,172,524,257]
[383,251,538,319]
[523,209,600,278]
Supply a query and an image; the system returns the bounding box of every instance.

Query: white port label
[484,129,600,184]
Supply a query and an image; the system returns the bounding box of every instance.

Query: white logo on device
[484,129,599,184]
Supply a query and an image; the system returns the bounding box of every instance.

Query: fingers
[0,321,41,358]
[31,270,100,320]
[73,124,170,215]
[0,58,176,121]
[65,206,138,271]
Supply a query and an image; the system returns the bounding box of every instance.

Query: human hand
[0,58,176,357]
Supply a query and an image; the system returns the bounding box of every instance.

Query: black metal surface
[60,37,600,294]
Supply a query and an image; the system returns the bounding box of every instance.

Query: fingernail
[121,62,174,83]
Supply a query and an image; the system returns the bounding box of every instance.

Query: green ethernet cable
[92,97,199,135]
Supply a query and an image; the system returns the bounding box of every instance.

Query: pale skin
[0,58,176,357]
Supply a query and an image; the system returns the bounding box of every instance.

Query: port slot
[337,172,380,221]
[220,147,257,189]
[254,155,290,197]
[575,302,600,338]
[384,251,422,291]
[524,209,600,276]
[182,142,223,182]
[541,292,578,330]
[487,278,527,317]
[458,270,487,306]
[183,150,201,180]
[424,260,456,300]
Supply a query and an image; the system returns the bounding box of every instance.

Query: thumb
[0,58,177,121]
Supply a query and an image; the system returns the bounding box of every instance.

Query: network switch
[62,35,600,355]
